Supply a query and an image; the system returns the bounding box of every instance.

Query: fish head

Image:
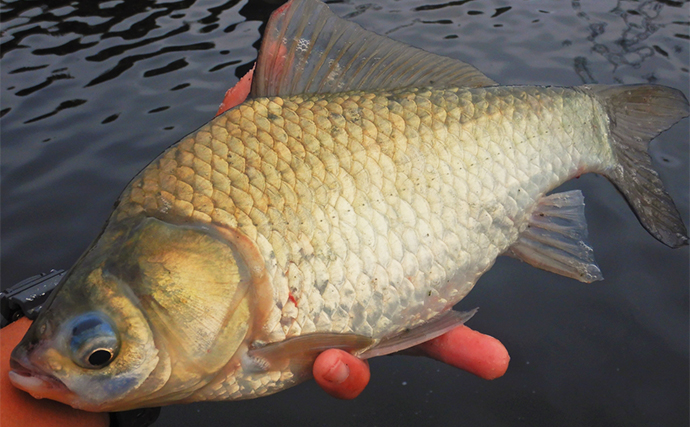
[9,252,163,411]
[10,216,256,410]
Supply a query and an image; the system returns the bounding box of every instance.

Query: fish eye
[69,312,119,369]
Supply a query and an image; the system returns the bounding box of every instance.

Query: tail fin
[584,84,689,248]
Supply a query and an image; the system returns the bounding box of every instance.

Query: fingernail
[323,360,349,384]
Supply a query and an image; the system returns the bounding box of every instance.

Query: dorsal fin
[251,0,496,98]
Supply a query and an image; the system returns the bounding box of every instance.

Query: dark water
[1,0,688,426]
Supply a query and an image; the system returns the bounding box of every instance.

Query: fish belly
[115,85,615,343]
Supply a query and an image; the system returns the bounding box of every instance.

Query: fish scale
[8,0,688,411]
[116,85,612,355]
[178,85,617,401]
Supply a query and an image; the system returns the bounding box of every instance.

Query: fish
[8,0,688,412]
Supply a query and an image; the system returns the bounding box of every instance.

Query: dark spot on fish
[428,290,432,297]
[171,83,190,91]
[268,113,279,121]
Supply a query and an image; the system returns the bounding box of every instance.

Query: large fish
[9,0,688,412]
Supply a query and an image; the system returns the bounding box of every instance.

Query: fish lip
[9,355,69,394]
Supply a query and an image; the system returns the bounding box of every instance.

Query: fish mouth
[9,357,71,400]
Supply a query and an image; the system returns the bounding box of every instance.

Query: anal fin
[506,190,604,283]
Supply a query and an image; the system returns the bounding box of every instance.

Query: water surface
[1,0,688,426]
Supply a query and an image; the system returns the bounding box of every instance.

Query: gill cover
[107,217,253,408]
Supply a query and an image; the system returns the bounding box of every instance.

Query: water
[1,0,688,426]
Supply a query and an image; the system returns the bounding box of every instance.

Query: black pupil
[88,349,112,367]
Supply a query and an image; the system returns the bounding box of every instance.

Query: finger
[1,318,110,426]
[416,325,510,380]
[313,349,370,400]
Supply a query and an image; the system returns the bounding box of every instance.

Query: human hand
[312,325,510,399]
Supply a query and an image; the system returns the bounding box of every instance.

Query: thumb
[313,349,370,399]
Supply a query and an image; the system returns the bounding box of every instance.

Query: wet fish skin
[10,83,687,411]
[116,85,615,402]
[119,85,614,335]
[8,0,688,411]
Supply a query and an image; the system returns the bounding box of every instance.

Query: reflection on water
[1,1,688,426]
[573,0,690,83]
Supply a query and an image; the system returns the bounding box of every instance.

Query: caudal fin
[584,84,689,248]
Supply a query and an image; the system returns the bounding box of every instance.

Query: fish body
[118,85,614,343]
[9,0,688,412]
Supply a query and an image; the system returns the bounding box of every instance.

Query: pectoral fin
[506,190,603,283]
[243,309,477,375]
[243,334,375,374]
[359,309,477,359]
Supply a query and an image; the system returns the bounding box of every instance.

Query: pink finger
[417,325,510,380]
[313,349,370,400]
